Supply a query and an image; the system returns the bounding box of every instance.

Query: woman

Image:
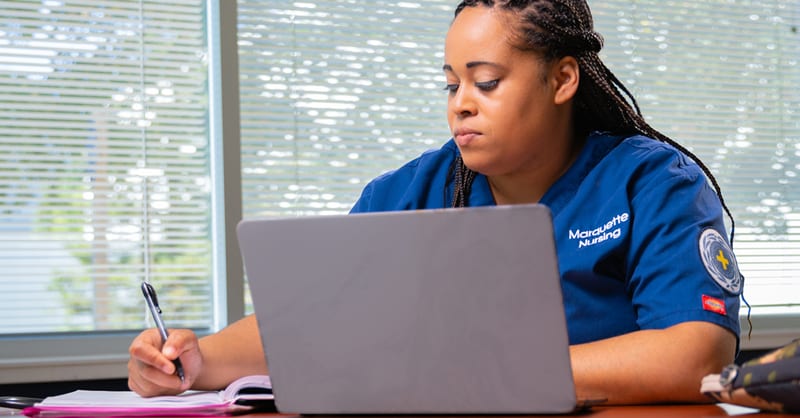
[128,0,741,404]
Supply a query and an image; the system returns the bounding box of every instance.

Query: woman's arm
[571,321,737,404]
[192,314,268,390]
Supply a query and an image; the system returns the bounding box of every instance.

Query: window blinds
[0,0,797,338]
[0,0,212,333]
[238,1,454,217]
[237,0,800,311]
[594,0,800,309]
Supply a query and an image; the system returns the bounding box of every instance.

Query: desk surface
[242,404,791,418]
[0,404,792,417]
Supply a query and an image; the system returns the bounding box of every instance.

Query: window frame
[0,0,797,385]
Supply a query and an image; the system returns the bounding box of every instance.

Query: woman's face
[444,6,575,179]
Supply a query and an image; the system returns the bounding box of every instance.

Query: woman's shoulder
[615,133,695,163]
[370,139,459,183]
[599,132,704,178]
[350,140,458,213]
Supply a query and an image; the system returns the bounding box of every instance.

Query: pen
[141,281,186,383]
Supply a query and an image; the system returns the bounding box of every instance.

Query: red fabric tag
[702,294,727,316]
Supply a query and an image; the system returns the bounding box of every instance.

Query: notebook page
[38,390,226,408]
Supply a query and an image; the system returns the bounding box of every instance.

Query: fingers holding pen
[162,329,203,384]
[128,328,201,396]
[129,328,170,372]
[128,328,178,396]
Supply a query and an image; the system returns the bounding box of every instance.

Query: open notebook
[22,375,273,417]
[238,204,582,414]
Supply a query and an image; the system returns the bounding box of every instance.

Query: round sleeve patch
[698,228,742,295]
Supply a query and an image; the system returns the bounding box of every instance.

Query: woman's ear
[552,56,580,105]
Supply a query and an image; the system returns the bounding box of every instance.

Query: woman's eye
[476,79,499,91]
[443,83,459,93]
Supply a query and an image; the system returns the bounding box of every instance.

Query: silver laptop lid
[237,204,576,414]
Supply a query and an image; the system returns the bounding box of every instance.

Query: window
[236,0,454,312]
[237,1,453,219]
[0,0,220,383]
[1,0,798,384]
[237,0,800,349]
[591,1,800,347]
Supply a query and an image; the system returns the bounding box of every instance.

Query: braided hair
[449,0,736,241]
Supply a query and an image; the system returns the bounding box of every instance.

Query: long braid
[450,0,735,242]
[452,155,477,207]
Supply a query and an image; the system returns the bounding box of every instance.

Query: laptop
[237,204,578,414]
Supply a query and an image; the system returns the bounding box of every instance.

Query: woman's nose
[451,87,477,119]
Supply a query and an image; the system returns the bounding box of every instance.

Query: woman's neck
[488,134,586,205]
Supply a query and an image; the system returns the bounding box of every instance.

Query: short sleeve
[626,146,741,337]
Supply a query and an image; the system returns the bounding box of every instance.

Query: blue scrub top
[350,132,741,345]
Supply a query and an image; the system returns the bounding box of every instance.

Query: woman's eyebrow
[442,61,503,72]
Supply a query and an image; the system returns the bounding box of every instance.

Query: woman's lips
[454,129,481,147]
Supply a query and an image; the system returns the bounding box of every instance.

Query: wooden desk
[244,404,793,417]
